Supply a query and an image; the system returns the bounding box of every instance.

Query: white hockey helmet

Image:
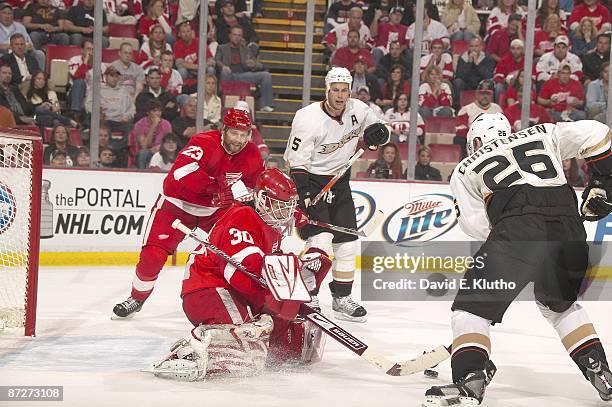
[325,67,352,93]
[466,112,512,156]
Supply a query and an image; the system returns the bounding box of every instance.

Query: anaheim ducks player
[425,113,612,406]
[284,67,390,322]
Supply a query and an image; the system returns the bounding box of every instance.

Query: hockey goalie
[148,169,332,381]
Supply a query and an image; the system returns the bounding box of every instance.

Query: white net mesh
[0,136,34,331]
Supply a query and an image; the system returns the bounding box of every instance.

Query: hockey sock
[329,280,352,297]
[451,310,492,383]
[131,245,170,301]
[330,241,358,297]
[571,339,608,378]
[537,302,607,378]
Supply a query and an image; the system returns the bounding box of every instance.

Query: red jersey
[493,54,536,83]
[375,23,409,50]
[174,38,214,65]
[163,131,265,216]
[539,77,585,112]
[181,204,282,309]
[568,3,611,31]
[330,47,375,69]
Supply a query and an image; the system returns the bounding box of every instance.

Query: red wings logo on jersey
[319,124,364,154]
[225,172,243,185]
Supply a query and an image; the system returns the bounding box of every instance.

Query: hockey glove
[363,122,390,150]
[581,177,612,221]
[212,179,251,207]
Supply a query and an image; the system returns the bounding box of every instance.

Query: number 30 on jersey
[229,228,254,245]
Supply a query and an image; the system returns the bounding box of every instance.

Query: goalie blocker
[149,169,332,381]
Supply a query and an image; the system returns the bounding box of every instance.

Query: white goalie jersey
[450,121,611,240]
[284,99,387,175]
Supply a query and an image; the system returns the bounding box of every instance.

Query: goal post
[0,129,42,336]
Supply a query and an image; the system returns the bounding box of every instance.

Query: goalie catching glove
[581,176,612,221]
[363,122,390,150]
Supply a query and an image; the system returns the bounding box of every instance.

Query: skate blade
[110,312,137,320]
[423,396,480,406]
[332,311,366,323]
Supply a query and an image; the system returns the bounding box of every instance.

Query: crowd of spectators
[0,0,610,179]
[323,0,611,161]
[0,0,273,170]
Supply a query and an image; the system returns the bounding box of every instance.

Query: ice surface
[1,266,610,407]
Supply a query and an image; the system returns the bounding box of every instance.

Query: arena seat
[108,23,137,38]
[425,116,456,144]
[109,37,140,50]
[428,143,462,163]
[45,44,80,74]
[220,81,253,97]
[102,48,120,63]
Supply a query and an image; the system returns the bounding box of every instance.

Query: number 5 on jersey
[291,137,302,151]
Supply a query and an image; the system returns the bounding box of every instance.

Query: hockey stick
[310,148,365,206]
[172,219,449,375]
[296,209,385,237]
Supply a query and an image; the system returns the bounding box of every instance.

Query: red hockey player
[148,169,332,380]
[112,108,265,319]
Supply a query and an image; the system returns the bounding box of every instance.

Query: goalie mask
[222,108,252,155]
[254,169,298,228]
[466,112,512,156]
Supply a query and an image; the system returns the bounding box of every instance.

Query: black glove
[581,177,612,221]
[290,169,317,213]
[363,123,390,149]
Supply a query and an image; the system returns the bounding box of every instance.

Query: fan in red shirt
[568,0,611,32]
[112,108,266,319]
[147,169,331,380]
[538,64,586,122]
[372,6,408,62]
[174,21,215,81]
[330,29,375,73]
[538,63,587,122]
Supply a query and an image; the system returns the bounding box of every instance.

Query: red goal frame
[1,129,42,336]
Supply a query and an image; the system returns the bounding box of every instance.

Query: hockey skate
[423,360,497,406]
[579,350,612,401]
[332,295,367,323]
[112,296,145,319]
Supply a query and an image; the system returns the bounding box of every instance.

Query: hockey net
[0,130,42,336]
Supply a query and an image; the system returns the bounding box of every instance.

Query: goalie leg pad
[201,314,274,378]
[149,315,273,381]
[149,335,210,382]
[268,317,326,367]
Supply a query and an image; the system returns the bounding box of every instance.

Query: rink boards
[36,169,612,276]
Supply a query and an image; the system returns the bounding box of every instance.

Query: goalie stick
[172,219,450,375]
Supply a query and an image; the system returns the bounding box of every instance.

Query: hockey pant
[130,195,223,302]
